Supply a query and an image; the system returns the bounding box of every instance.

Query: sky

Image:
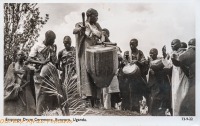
[0,0,200,123]
[36,1,195,58]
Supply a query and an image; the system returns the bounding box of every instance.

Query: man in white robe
[162,39,189,116]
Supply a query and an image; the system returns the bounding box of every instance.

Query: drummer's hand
[130,60,138,65]
[92,30,102,38]
[80,26,86,32]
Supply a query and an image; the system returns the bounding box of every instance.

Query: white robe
[162,49,189,116]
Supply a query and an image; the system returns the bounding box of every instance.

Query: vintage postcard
[0,0,199,126]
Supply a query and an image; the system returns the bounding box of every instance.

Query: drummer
[73,8,105,108]
[147,48,171,116]
[121,38,149,112]
[101,28,122,109]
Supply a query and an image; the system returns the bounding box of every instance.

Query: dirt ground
[70,108,151,116]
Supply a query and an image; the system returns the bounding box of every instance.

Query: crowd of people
[4,8,195,116]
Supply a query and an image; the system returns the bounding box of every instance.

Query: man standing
[28,30,67,115]
[179,39,195,116]
[163,39,189,116]
[121,39,148,112]
[147,48,171,116]
[73,8,104,107]
[101,28,122,109]
[57,36,75,83]
[4,50,36,116]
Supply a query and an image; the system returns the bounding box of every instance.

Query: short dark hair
[150,48,158,55]
[45,30,56,40]
[63,36,71,41]
[130,38,138,45]
[172,39,181,45]
[181,42,187,48]
[86,8,98,17]
[102,28,110,37]
[188,38,195,46]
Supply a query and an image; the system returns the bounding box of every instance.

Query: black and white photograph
[1,0,200,125]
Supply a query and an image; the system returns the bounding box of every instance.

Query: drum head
[86,45,117,53]
[122,63,140,76]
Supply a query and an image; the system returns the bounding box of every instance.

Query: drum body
[86,45,118,88]
[122,63,141,77]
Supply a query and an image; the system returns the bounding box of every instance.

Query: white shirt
[29,42,46,58]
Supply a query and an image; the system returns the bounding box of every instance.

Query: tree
[4,3,49,74]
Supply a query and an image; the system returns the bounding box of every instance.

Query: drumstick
[78,12,86,58]
[103,42,117,46]
[82,12,85,27]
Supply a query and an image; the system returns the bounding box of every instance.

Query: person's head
[130,39,138,50]
[188,38,195,47]
[181,42,187,49]
[102,28,110,38]
[149,48,158,60]
[171,39,181,51]
[63,36,72,50]
[86,8,98,24]
[16,50,26,62]
[45,30,56,46]
[124,51,129,60]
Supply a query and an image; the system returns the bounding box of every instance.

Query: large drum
[85,45,118,88]
[122,63,141,77]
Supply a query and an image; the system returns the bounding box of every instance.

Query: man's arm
[28,43,50,65]
[27,57,47,65]
[73,23,85,34]
[14,69,25,75]
[56,50,63,70]
[136,50,147,66]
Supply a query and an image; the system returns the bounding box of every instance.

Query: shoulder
[58,49,65,55]
[32,42,44,49]
[71,46,75,51]
[58,49,64,53]
[157,57,163,60]
[138,50,144,54]
[9,62,15,68]
[29,42,44,57]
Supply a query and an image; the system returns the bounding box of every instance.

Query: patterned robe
[4,62,36,116]
[29,42,65,115]
[58,47,76,83]
[74,21,102,99]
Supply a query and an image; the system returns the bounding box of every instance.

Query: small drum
[150,59,164,71]
[86,45,118,88]
[122,63,141,76]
